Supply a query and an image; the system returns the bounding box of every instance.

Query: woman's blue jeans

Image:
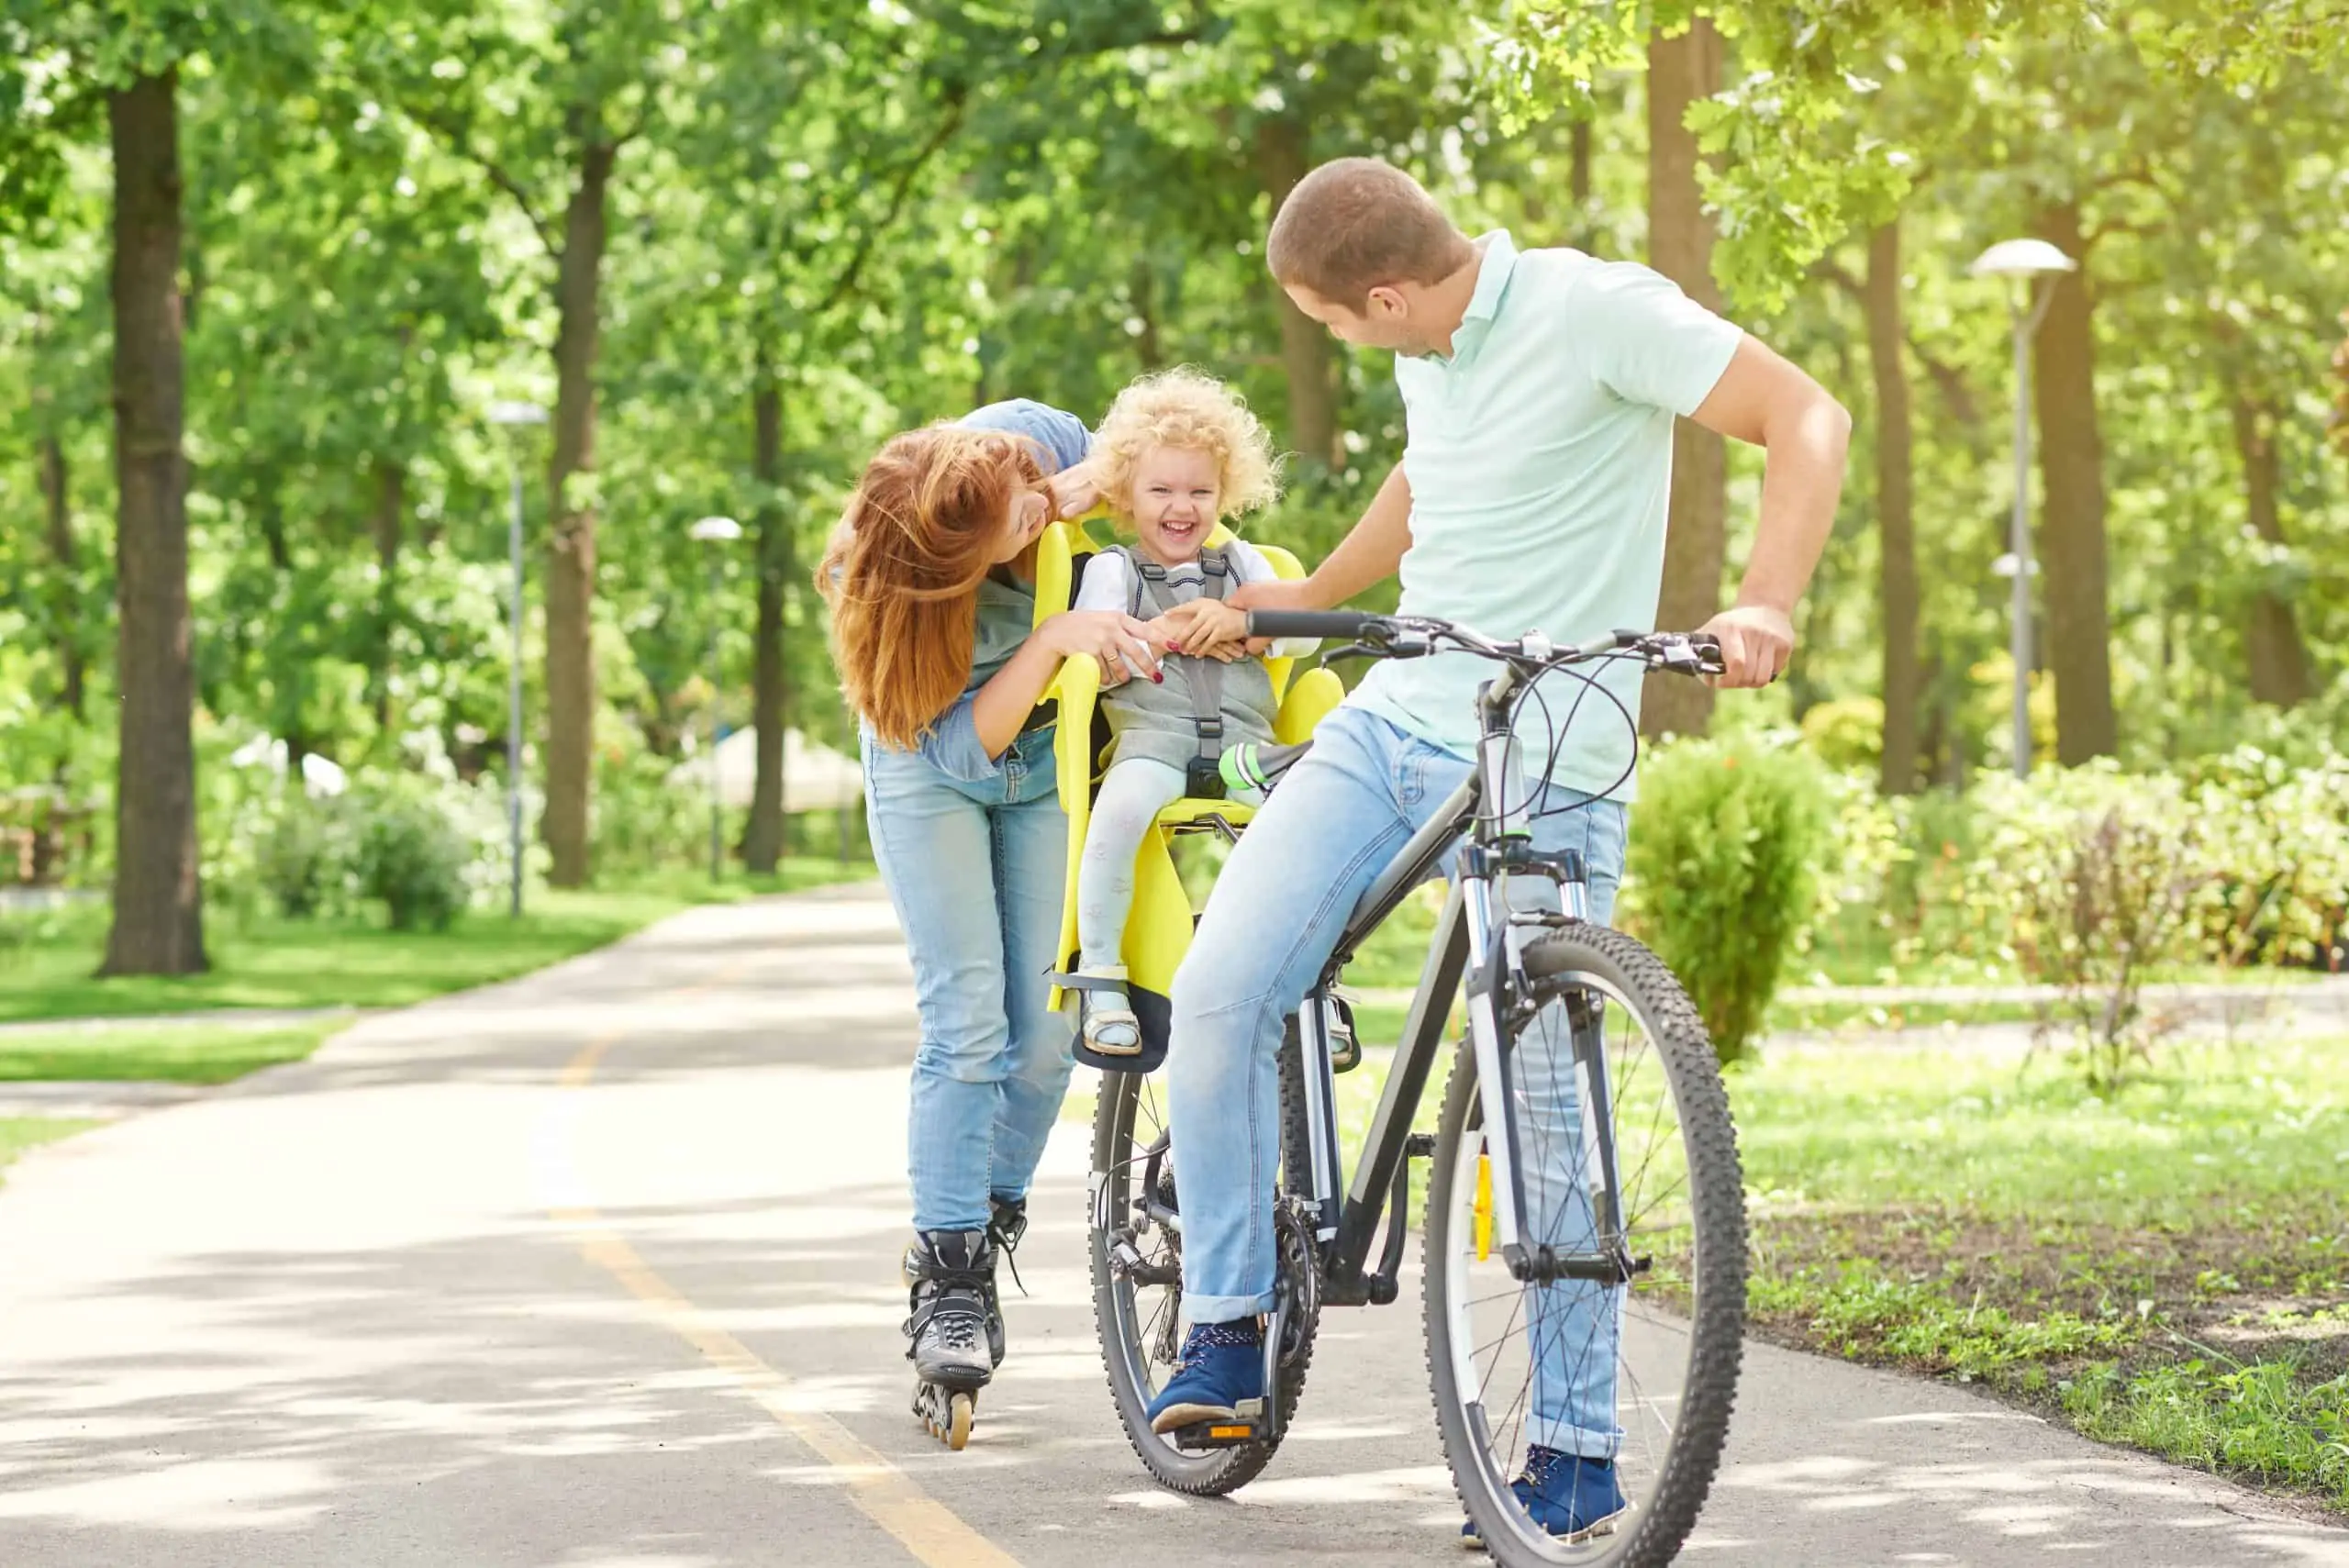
[862,727,1074,1234]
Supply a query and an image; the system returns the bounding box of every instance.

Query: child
[1068,368,1314,1056]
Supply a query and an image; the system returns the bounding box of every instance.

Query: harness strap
[1046,969,1133,994]
[1116,545,1230,767]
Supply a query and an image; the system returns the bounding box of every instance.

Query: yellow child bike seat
[1030,516,1343,1069]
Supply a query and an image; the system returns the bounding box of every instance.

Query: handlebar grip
[1245,610,1381,639]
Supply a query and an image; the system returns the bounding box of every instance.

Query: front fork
[1460,692,1630,1284]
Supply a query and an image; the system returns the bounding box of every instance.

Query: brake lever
[1653,634,1725,677]
[1320,631,1434,667]
[1319,640,1384,665]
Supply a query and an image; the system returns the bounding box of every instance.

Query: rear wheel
[1424,923,1745,1566]
[1089,1021,1319,1496]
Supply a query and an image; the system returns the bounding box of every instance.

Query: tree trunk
[1253,114,1338,469]
[1918,655,1950,786]
[2029,200,2117,763]
[39,431,85,719]
[543,130,617,888]
[2231,395,2311,708]
[1865,221,1920,794]
[1642,19,1726,741]
[741,349,790,874]
[31,428,82,886]
[255,493,310,775]
[369,456,404,733]
[101,70,206,977]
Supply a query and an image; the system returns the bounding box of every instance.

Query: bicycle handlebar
[1242,609,1724,678]
[1245,609,1384,640]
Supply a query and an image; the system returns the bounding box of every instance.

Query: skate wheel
[947,1392,974,1451]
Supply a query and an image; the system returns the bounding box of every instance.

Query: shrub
[2181,748,2349,973]
[1623,735,1828,1063]
[1798,696,1884,774]
[351,781,471,932]
[254,793,354,919]
[594,746,711,878]
[1971,766,2210,1089]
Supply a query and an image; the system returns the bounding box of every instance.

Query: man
[1142,157,1849,1540]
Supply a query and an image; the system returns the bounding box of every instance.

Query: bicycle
[1086,609,1747,1567]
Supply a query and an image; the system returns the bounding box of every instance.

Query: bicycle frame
[1289,663,1631,1308]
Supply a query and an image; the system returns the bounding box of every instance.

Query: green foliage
[253,791,349,919]
[3,0,2344,906]
[1621,734,1827,1062]
[1753,1261,2138,1376]
[350,777,473,932]
[2065,1358,2349,1507]
[1950,751,2349,1085]
[1972,766,2209,1087]
[1798,695,1882,773]
[2180,746,2349,973]
[591,747,708,882]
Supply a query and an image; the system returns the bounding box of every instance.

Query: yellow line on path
[551,962,1023,1568]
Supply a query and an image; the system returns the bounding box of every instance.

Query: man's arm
[1228,462,1414,613]
[1687,337,1852,688]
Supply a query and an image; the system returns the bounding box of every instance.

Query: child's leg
[1076,757,1187,972]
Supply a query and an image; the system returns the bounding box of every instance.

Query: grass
[2065,1358,2349,1503]
[0,1017,352,1084]
[0,1117,102,1184]
[0,859,873,1025]
[1737,1036,2349,1511]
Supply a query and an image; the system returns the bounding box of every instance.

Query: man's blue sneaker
[1461,1446,1628,1549]
[1145,1320,1264,1434]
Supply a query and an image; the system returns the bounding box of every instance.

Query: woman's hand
[1044,457,1108,521]
[1035,609,1163,687]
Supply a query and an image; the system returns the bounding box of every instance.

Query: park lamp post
[1968,238,2076,780]
[488,400,547,916]
[690,515,745,883]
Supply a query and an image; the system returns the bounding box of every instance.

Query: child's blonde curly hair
[1095,367,1281,521]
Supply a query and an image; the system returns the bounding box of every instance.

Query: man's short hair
[1265,157,1472,311]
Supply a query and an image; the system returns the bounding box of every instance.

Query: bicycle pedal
[1169,1417,1258,1450]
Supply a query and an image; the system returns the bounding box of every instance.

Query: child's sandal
[1078,965,1141,1056]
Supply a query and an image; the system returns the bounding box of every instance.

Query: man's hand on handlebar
[1695,605,1793,688]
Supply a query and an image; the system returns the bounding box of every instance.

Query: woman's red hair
[819,426,1044,751]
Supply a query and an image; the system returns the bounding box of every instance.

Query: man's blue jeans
[1166,706,1629,1458]
[863,726,1074,1234]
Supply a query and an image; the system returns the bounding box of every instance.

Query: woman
[820,399,1161,1434]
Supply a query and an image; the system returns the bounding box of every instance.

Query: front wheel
[1425,923,1746,1566]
